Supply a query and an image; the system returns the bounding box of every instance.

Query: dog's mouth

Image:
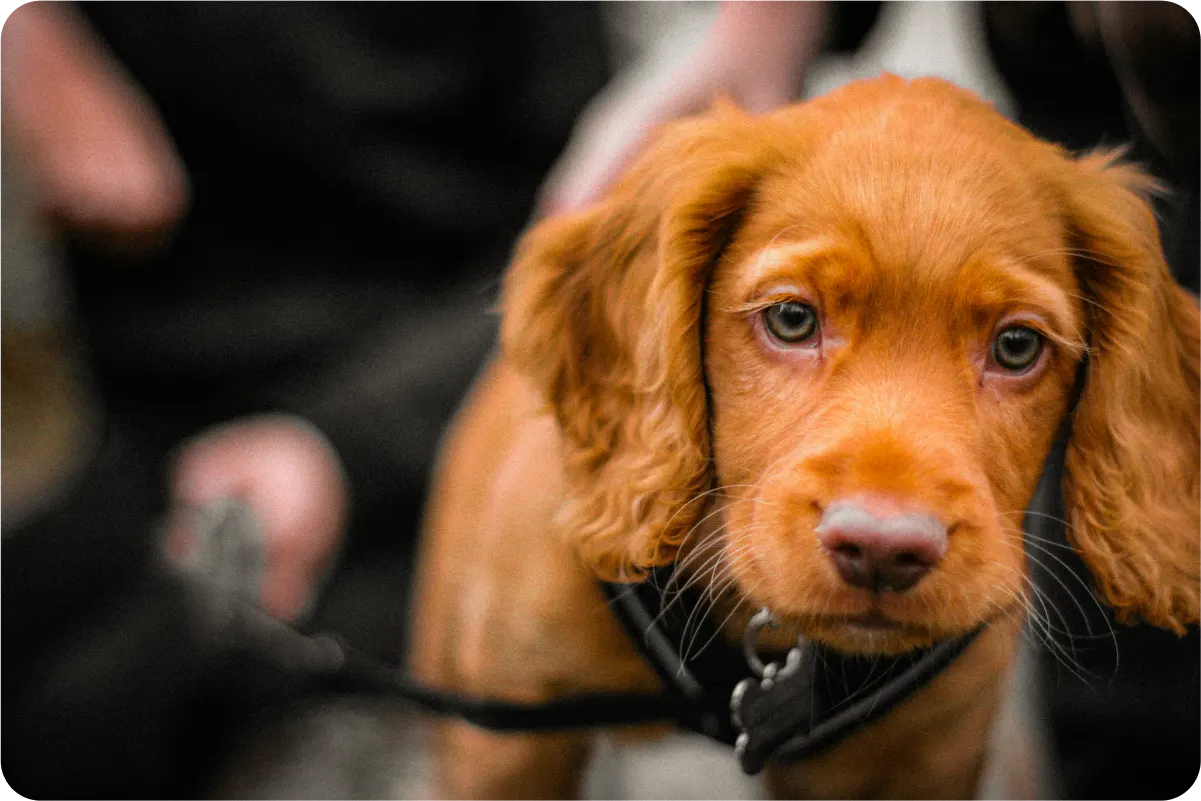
[836,610,913,632]
[774,596,1023,656]
[718,578,1010,657]
[810,609,944,638]
[771,607,964,655]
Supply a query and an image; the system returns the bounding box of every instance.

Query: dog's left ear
[1057,151,1200,633]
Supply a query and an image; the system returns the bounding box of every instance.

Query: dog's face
[704,110,1086,652]
[505,76,1199,654]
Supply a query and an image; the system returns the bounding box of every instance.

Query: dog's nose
[814,498,947,593]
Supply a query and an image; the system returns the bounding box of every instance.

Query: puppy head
[504,76,1198,654]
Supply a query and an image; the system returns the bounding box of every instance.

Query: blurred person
[540,1,885,217]
[549,1,1198,290]
[2,2,608,796]
[543,2,1198,798]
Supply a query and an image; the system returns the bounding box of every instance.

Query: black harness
[598,575,984,774]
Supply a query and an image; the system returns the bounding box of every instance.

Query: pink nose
[815,498,948,593]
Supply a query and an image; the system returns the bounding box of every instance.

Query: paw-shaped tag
[729,608,813,775]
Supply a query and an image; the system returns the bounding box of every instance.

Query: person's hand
[1,3,189,255]
[537,1,828,217]
[167,415,349,623]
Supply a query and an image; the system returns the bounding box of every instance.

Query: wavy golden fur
[503,99,768,580]
[412,75,1199,798]
[1053,152,1200,631]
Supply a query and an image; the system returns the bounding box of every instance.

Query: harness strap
[748,627,981,773]
[600,567,986,774]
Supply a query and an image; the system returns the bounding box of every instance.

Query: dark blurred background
[3,3,610,796]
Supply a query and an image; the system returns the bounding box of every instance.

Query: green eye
[992,326,1043,371]
[763,302,819,344]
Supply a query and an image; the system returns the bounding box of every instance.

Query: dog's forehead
[739,88,1071,295]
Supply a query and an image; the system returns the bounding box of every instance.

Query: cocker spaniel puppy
[410,75,1198,799]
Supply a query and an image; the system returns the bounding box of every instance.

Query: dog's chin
[726,591,985,657]
[792,613,958,656]
[737,569,1009,657]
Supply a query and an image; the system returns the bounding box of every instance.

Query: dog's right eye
[992,325,1044,372]
[763,302,819,344]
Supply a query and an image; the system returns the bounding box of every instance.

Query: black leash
[313,633,679,730]
[175,505,680,734]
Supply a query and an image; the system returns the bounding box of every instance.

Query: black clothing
[62,1,609,654]
[4,4,608,796]
[72,2,609,559]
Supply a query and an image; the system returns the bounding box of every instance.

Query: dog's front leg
[410,367,662,799]
[428,721,593,799]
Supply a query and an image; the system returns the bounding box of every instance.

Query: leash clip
[739,607,803,684]
[730,607,809,772]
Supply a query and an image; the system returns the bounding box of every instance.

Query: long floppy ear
[1058,151,1200,633]
[502,104,771,580]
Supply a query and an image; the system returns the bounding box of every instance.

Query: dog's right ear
[1054,151,1201,633]
[502,104,771,580]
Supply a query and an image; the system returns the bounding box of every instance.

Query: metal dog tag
[730,607,814,775]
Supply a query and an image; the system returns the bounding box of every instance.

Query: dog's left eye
[763,302,819,344]
[992,326,1044,372]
